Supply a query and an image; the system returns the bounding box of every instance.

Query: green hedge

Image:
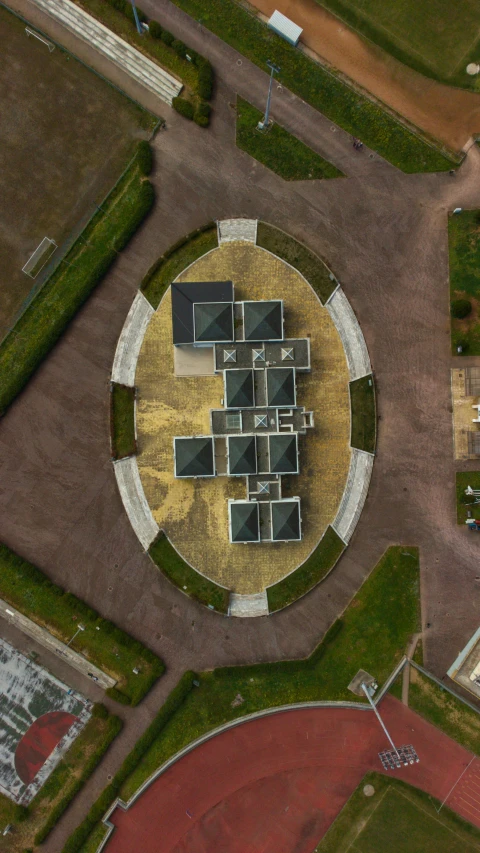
[267,526,346,612]
[256,221,337,304]
[171,0,458,173]
[62,672,196,853]
[141,222,218,308]
[110,383,136,459]
[172,96,195,120]
[34,714,122,845]
[0,143,154,415]
[350,374,376,453]
[149,533,230,613]
[0,542,164,704]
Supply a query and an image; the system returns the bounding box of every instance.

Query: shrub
[124,3,146,23]
[92,703,109,719]
[195,102,211,119]
[137,140,153,176]
[172,97,194,120]
[194,114,209,127]
[148,19,162,38]
[105,686,131,705]
[172,38,188,58]
[195,58,214,100]
[161,29,174,46]
[452,298,472,319]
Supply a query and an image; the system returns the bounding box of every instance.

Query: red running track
[108,696,477,853]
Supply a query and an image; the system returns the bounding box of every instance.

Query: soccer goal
[22,238,58,279]
[25,27,55,52]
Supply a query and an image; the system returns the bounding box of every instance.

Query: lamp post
[66,624,85,648]
[361,682,400,761]
[131,1,143,36]
[257,60,281,130]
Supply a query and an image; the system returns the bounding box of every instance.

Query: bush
[92,703,109,719]
[194,102,211,127]
[172,38,187,58]
[161,29,174,46]
[148,19,162,38]
[172,97,194,120]
[195,57,214,100]
[452,298,472,319]
[105,686,131,705]
[137,140,153,176]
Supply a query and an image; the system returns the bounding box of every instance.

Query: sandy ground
[250,0,480,152]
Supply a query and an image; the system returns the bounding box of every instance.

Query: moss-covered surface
[111,383,136,459]
[350,374,376,453]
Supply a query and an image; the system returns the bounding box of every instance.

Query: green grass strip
[267,526,345,612]
[350,374,376,453]
[0,143,154,415]
[63,672,196,853]
[171,0,457,173]
[448,209,480,355]
[0,542,164,704]
[149,533,230,613]
[409,668,480,755]
[111,383,136,460]
[236,97,343,180]
[141,223,218,308]
[256,221,337,304]
[315,771,480,852]
[456,471,480,524]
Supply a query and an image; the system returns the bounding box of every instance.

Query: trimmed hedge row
[350,374,376,454]
[149,533,230,613]
[141,221,218,308]
[172,96,212,126]
[110,383,136,460]
[62,672,197,853]
[0,142,154,415]
[0,542,164,705]
[34,713,122,845]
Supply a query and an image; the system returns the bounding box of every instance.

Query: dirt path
[250,0,480,152]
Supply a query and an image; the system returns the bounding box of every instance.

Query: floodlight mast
[258,60,281,130]
[361,682,400,760]
[131,1,143,35]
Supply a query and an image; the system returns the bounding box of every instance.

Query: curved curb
[111,292,154,387]
[113,456,159,550]
[332,449,374,544]
[326,287,371,381]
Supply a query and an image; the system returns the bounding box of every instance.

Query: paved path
[107,696,476,853]
[1,1,480,848]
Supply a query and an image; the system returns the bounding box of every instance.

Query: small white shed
[267,10,303,46]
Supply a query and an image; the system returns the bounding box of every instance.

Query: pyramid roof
[243,301,283,340]
[174,437,214,477]
[228,435,257,475]
[271,500,301,541]
[229,502,260,543]
[225,369,255,408]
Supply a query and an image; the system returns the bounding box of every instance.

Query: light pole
[66,624,85,648]
[131,1,143,36]
[361,682,400,761]
[257,60,281,131]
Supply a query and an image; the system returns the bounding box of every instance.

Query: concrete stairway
[31,0,183,105]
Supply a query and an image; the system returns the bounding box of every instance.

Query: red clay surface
[14,711,77,785]
[108,697,478,853]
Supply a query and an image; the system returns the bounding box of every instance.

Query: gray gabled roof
[229,501,260,543]
[271,500,301,541]
[266,368,296,407]
[174,437,214,477]
[194,302,233,342]
[225,369,255,408]
[243,301,283,341]
[228,435,257,475]
[269,433,298,474]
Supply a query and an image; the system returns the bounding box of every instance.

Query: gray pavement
[1,0,480,847]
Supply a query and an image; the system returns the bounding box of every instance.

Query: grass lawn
[316,771,480,852]
[267,526,345,611]
[141,225,218,308]
[409,667,480,755]
[0,709,121,851]
[0,144,154,415]
[171,0,457,172]
[448,210,480,355]
[111,383,136,459]
[0,4,156,342]
[236,97,343,180]
[256,221,338,304]
[456,471,480,523]
[0,543,164,705]
[316,0,480,86]
[350,374,376,453]
[149,533,230,613]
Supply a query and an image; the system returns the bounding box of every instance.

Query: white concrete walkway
[112,292,154,387]
[332,449,373,543]
[113,456,159,550]
[30,0,183,105]
[218,219,257,243]
[326,287,371,380]
[229,591,269,617]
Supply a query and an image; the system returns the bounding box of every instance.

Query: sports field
[317,773,480,853]
[0,5,156,341]
[317,0,480,80]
